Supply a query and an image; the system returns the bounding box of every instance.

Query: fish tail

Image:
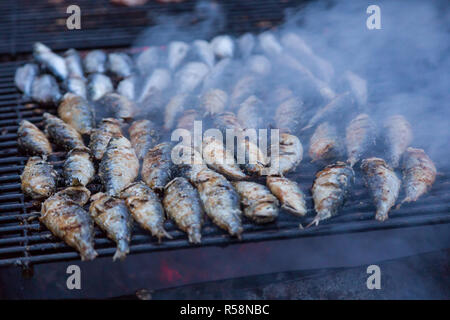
[157,228,173,243]
[396,197,411,210]
[113,240,130,261]
[80,247,98,261]
[187,226,202,244]
[306,217,320,228]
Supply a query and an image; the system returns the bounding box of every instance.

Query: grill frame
[0,58,449,269]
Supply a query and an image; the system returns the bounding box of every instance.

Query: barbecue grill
[0,1,449,302]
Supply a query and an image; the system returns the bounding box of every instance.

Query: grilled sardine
[383,115,413,168]
[129,119,159,160]
[15,63,39,96]
[200,89,228,116]
[33,42,68,80]
[120,182,171,242]
[31,74,61,106]
[361,157,401,221]
[233,181,278,224]
[17,120,52,157]
[89,192,132,261]
[141,142,174,193]
[21,156,57,199]
[99,136,139,196]
[309,162,354,226]
[107,53,134,79]
[84,50,107,74]
[345,113,376,167]
[87,73,113,101]
[271,133,303,176]
[64,49,85,79]
[163,177,203,243]
[309,122,343,163]
[58,93,95,135]
[41,187,97,261]
[98,93,135,122]
[43,112,85,151]
[266,176,307,217]
[89,118,122,161]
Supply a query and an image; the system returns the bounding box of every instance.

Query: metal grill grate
[0,61,449,268]
[0,0,304,56]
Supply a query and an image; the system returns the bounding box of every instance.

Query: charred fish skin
[21,156,57,200]
[31,74,62,106]
[58,93,95,135]
[63,147,95,187]
[383,115,413,168]
[99,136,139,196]
[88,118,122,161]
[202,135,248,180]
[98,93,135,122]
[15,63,39,96]
[107,53,134,79]
[163,177,204,244]
[33,42,68,81]
[17,120,53,157]
[89,193,132,261]
[43,112,85,151]
[271,133,303,176]
[129,119,159,160]
[120,182,171,242]
[41,187,97,261]
[361,157,401,222]
[84,50,107,74]
[310,161,354,226]
[87,73,113,101]
[309,122,344,163]
[141,142,174,193]
[64,49,85,79]
[190,168,243,238]
[400,147,436,205]
[233,181,278,224]
[345,113,376,167]
[266,176,307,217]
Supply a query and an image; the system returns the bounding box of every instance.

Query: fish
[163,177,204,244]
[229,74,258,109]
[98,93,135,122]
[84,50,107,74]
[128,119,159,159]
[176,109,201,135]
[99,135,139,196]
[236,95,263,130]
[43,112,85,151]
[192,40,215,68]
[258,31,283,56]
[383,115,413,168]
[200,89,228,116]
[213,111,243,133]
[266,176,307,217]
[87,73,113,101]
[163,93,188,131]
[309,122,344,163]
[88,118,123,161]
[172,144,207,180]
[64,49,85,79]
[233,181,279,224]
[57,93,95,135]
[202,135,248,180]
[175,62,209,94]
[211,35,234,59]
[246,55,272,76]
[237,132,269,177]
[190,167,243,238]
[138,68,171,103]
[271,133,303,176]
[202,58,232,91]
[117,76,137,101]
[135,47,160,74]
[238,33,255,59]
[21,156,57,199]
[120,182,171,242]
[168,41,189,70]
[31,74,62,106]
[141,142,174,193]
[361,157,401,221]
[345,113,376,167]
[302,92,353,131]
[17,120,52,157]
[41,187,97,261]
[399,147,436,206]
[274,92,305,134]
[63,147,95,187]
[107,52,134,79]
[309,161,354,226]
[14,63,39,96]
[89,192,132,261]
[65,76,87,99]
[33,42,68,80]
